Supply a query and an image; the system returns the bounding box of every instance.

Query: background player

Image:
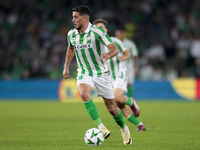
[115,28,139,97]
[93,19,145,131]
[63,6,132,145]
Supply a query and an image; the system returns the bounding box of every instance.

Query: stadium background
[1,1,200,150]
[0,0,200,101]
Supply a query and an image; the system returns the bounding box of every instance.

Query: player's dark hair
[93,19,108,27]
[72,6,90,16]
[116,25,126,32]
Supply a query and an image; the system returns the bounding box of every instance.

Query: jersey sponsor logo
[74,44,93,50]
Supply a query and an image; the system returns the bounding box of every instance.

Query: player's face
[115,30,124,40]
[72,12,84,30]
[95,22,107,32]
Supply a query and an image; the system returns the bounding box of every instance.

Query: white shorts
[113,77,127,93]
[127,70,134,85]
[77,73,114,99]
[112,71,128,93]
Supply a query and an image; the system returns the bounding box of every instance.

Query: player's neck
[121,37,126,41]
[79,22,89,35]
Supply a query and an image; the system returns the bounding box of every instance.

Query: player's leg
[114,88,127,103]
[127,70,134,97]
[78,83,102,126]
[123,95,140,117]
[77,75,108,137]
[127,84,133,97]
[113,80,140,117]
[118,103,146,131]
[94,74,132,145]
[114,88,139,111]
[103,97,132,145]
[114,85,145,131]
[114,88,139,117]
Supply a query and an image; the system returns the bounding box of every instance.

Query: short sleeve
[67,31,73,48]
[92,27,113,46]
[113,37,126,52]
[131,42,138,56]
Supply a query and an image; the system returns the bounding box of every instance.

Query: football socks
[127,113,140,125]
[113,109,126,129]
[125,97,132,106]
[83,99,102,126]
[128,86,133,97]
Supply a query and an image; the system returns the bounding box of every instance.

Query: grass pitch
[0,100,200,150]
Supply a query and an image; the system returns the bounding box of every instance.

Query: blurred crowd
[0,0,200,81]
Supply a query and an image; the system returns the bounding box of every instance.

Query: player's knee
[104,99,118,115]
[107,108,115,116]
[80,92,91,102]
[114,97,121,103]
[106,105,117,116]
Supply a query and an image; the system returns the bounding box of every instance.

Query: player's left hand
[100,53,110,63]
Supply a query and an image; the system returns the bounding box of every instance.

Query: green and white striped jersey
[67,23,113,77]
[105,37,127,80]
[123,38,138,73]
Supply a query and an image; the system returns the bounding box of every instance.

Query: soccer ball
[84,128,104,146]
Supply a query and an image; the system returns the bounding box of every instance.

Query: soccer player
[63,6,132,145]
[93,19,146,132]
[115,27,139,98]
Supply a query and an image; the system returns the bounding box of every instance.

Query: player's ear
[105,28,108,33]
[84,15,89,22]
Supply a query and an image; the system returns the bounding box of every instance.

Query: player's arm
[100,43,119,63]
[63,46,75,79]
[130,42,139,75]
[107,43,119,58]
[95,27,119,62]
[133,55,139,75]
[118,49,130,61]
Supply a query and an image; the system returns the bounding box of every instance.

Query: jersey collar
[84,22,92,33]
[75,22,92,34]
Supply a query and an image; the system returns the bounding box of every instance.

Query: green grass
[0,100,200,150]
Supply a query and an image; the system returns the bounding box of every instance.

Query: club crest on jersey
[87,35,91,40]
[74,44,93,49]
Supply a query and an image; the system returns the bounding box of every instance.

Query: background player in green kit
[115,27,139,97]
[93,19,146,131]
[62,6,132,145]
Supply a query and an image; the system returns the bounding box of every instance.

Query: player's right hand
[100,53,110,63]
[63,68,71,79]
